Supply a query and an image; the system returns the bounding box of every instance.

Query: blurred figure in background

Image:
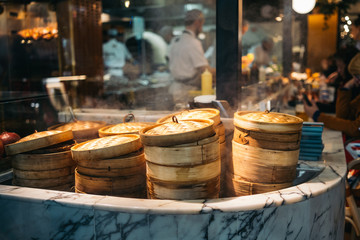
[168,9,215,107]
[252,37,274,67]
[317,45,358,113]
[158,25,174,64]
[158,25,174,45]
[103,29,135,83]
[304,52,360,139]
[351,15,360,51]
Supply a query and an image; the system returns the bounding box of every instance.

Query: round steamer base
[147,176,220,200]
[226,173,293,196]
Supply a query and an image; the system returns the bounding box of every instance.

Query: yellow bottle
[201,69,213,95]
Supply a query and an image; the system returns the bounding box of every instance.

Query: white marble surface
[0,117,346,239]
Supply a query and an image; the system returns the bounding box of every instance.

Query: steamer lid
[156,108,220,126]
[234,111,303,133]
[51,121,106,131]
[71,134,141,160]
[99,122,154,136]
[235,111,302,124]
[140,119,215,146]
[5,130,74,156]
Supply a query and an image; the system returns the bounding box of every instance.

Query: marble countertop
[0,125,346,215]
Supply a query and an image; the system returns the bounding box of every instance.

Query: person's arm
[303,78,360,137]
[336,77,360,118]
[317,111,360,138]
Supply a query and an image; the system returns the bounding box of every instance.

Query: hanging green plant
[315,0,359,29]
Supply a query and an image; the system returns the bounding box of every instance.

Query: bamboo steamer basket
[140,118,215,147]
[231,111,302,184]
[5,130,74,156]
[147,176,220,200]
[12,150,75,170]
[156,108,221,126]
[76,164,145,178]
[11,149,76,190]
[71,134,141,161]
[48,120,107,141]
[98,122,154,137]
[226,173,293,196]
[144,135,219,166]
[75,149,145,170]
[13,166,75,179]
[233,111,303,133]
[13,174,74,189]
[156,108,225,144]
[75,169,146,197]
[73,136,146,197]
[144,133,220,199]
[232,140,299,183]
[233,126,301,150]
[146,159,220,183]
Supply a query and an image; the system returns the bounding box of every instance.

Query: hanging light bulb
[125,0,130,8]
[292,0,316,14]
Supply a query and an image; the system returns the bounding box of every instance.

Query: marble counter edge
[0,117,347,215]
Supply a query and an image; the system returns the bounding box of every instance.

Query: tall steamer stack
[140,118,220,200]
[156,108,227,197]
[229,111,303,196]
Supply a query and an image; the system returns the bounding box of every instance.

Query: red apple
[0,131,21,145]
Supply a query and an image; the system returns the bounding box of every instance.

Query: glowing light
[18,25,58,40]
[344,25,350,33]
[125,0,130,8]
[275,16,283,22]
[292,0,316,14]
[101,13,110,22]
[345,16,350,21]
[198,33,206,40]
[347,20,352,25]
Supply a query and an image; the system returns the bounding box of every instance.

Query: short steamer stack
[5,130,76,191]
[71,134,146,198]
[229,111,303,196]
[140,117,220,200]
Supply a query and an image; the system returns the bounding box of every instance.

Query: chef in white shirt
[103,29,134,79]
[168,9,215,106]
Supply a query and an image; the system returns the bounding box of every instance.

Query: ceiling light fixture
[292,0,316,14]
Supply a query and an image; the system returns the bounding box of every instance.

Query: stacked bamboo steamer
[156,108,227,196]
[228,111,303,196]
[5,130,76,191]
[48,120,107,142]
[71,134,146,198]
[140,117,220,200]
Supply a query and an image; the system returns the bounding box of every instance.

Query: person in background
[103,29,135,81]
[304,52,360,139]
[320,55,337,79]
[316,46,358,113]
[158,25,174,45]
[351,15,360,51]
[252,37,274,67]
[168,9,215,106]
[158,25,174,64]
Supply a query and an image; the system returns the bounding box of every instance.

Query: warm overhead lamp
[292,0,316,14]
